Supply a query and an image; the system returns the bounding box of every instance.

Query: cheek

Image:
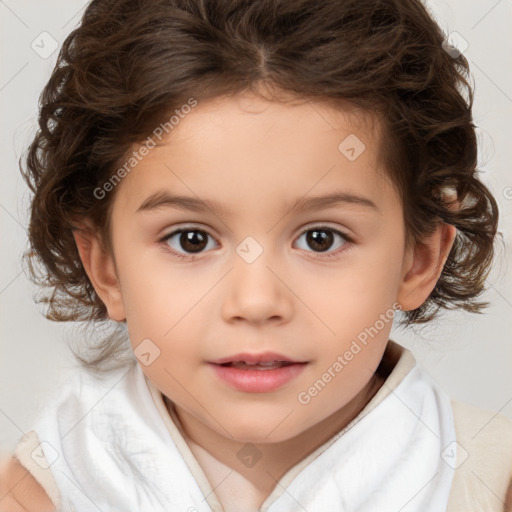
[301,249,402,336]
[117,262,213,372]
[295,243,403,399]
[116,246,194,329]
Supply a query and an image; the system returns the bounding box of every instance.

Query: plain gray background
[1,0,511,458]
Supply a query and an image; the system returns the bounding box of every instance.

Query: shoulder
[448,399,512,511]
[1,430,60,512]
[451,398,512,462]
[0,455,55,512]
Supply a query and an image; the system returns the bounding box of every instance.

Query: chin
[224,417,303,445]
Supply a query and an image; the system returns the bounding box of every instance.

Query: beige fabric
[13,430,62,510]
[447,399,512,511]
[13,341,512,511]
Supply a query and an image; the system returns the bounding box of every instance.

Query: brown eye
[179,230,208,253]
[294,226,349,256]
[306,230,335,252]
[163,228,217,256]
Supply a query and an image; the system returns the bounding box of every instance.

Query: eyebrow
[136,190,379,216]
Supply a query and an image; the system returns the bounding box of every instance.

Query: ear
[73,225,126,322]
[397,221,457,311]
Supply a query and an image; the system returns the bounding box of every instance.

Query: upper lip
[209,352,307,365]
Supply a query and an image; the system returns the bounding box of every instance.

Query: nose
[220,245,293,327]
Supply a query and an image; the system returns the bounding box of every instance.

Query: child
[1,0,511,510]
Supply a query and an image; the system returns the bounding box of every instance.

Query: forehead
[165,92,382,164]
[112,91,396,218]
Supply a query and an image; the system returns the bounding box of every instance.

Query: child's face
[90,92,428,442]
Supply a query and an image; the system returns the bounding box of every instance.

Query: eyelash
[158,224,353,261]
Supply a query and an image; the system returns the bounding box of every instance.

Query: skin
[74,88,456,508]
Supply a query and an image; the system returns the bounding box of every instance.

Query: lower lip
[209,362,307,393]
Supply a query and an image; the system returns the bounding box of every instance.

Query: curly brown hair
[21,0,499,368]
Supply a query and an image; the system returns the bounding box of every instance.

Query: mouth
[208,352,308,393]
[209,351,307,368]
[217,360,297,370]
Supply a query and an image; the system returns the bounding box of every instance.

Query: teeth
[229,360,290,370]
